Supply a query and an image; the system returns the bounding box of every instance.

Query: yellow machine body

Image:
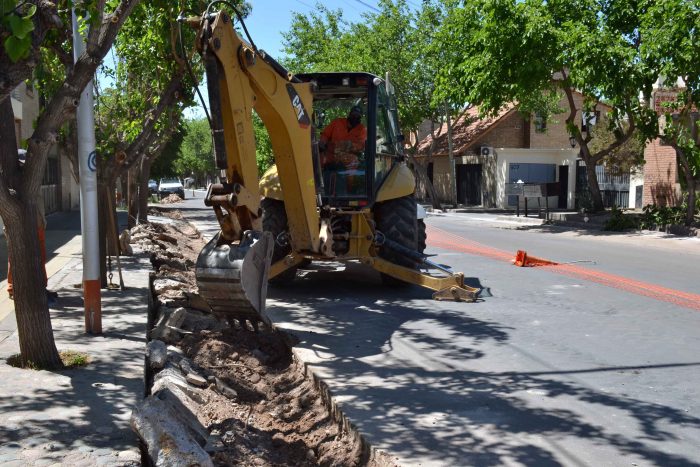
[194,10,479,326]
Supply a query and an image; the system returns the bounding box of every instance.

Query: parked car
[148,179,158,194]
[158,177,185,199]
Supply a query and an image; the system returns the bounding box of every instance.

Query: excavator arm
[193,10,320,328]
[190,8,480,329]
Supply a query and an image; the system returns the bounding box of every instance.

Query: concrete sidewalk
[0,211,149,466]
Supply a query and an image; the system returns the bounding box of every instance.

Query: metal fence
[576,161,630,209]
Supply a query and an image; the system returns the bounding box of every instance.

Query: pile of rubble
[128,219,395,466]
[159,193,183,204]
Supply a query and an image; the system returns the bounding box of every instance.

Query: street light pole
[72,10,102,334]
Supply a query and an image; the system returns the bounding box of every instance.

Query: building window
[534,113,547,132]
[582,111,600,133]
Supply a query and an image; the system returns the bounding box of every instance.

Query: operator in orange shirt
[319,105,367,170]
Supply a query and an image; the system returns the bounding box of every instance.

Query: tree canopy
[281,0,447,140]
[433,0,660,211]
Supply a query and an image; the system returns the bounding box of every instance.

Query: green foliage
[253,111,273,175]
[281,0,447,135]
[589,124,646,174]
[639,199,700,230]
[434,0,656,121]
[1,1,36,62]
[603,206,639,231]
[59,350,90,368]
[172,118,215,178]
[151,126,184,179]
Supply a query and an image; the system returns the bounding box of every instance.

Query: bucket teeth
[195,230,274,328]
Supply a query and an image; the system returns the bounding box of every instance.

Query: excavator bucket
[195,230,275,328]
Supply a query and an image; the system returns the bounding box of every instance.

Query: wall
[61,153,81,211]
[529,92,605,149]
[495,148,579,209]
[629,169,645,209]
[471,112,527,150]
[642,138,680,206]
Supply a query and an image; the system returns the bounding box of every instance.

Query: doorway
[456,164,482,206]
[558,165,569,209]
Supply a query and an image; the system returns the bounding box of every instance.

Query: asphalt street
[174,191,700,467]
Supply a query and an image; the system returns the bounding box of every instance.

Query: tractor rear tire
[261,198,296,285]
[375,195,425,286]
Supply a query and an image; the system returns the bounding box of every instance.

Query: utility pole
[445,102,458,206]
[72,10,102,334]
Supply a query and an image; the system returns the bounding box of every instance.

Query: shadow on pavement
[266,263,700,466]
[0,252,147,461]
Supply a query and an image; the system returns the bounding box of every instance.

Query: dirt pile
[148,207,184,219]
[159,193,183,204]
[129,218,396,466]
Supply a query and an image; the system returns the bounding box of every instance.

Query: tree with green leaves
[95,0,197,237]
[640,0,700,225]
[0,0,139,369]
[434,0,659,212]
[281,0,448,205]
[172,117,215,183]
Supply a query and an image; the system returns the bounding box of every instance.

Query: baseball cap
[350,105,363,115]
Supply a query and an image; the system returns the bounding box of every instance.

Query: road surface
[172,192,700,467]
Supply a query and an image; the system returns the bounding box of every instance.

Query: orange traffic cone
[513,250,558,267]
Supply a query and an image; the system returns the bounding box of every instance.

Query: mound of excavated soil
[148,207,184,219]
[159,193,183,204]
[131,219,397,466]
[180,329,369,466]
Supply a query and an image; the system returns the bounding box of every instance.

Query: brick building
[416,92,608,209]
[642,139,680,207]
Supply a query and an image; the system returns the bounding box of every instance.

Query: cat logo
[286,84,311,129]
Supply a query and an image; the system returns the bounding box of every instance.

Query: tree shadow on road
[266,263,700,466]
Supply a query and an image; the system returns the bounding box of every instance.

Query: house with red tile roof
[414,92,613,210]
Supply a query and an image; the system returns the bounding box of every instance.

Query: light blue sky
[245,0,371,57]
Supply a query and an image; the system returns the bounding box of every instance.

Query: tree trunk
[138,155,152,224]
[406,153,442,211]
[96,161,115,288]
[0,97,62,369]
[583,160,605,211]
[127,163,140,229]
[675,146,697,226]
[5,209,62,368]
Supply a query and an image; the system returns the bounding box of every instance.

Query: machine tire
[261,198,296,285]
[375,195,425,286]
[417,219,427,253]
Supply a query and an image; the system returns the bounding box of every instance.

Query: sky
[184,0,391,119]
[244,0,373,58]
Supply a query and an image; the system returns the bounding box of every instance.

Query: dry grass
[6,350,90,370]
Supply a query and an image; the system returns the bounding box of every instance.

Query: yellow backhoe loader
[186,5,479,328]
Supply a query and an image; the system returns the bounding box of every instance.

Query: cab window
[315,96,369,198]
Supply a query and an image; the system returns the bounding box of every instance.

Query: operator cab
[297,72,405,207]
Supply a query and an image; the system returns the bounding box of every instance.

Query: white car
[158,178,185,199]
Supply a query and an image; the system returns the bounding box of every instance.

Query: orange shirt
[320,118,367,169]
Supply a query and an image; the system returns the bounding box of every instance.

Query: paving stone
[1,460,26,467]
[146,340,167,369]
[186,372,208,387]
[33,458,59,466]
[115,449,141,462]
[0,452,21,463]
[93,448,115,457]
